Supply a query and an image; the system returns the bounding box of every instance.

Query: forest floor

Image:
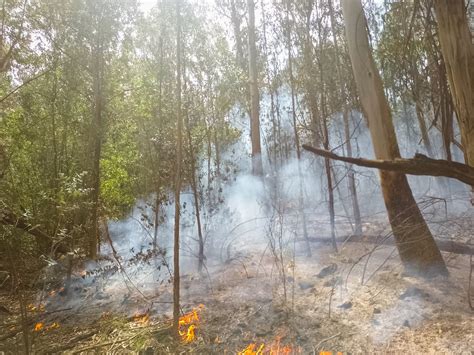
[0,218,473,354]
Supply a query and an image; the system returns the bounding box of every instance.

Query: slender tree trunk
[184,93,205,273]
[154,33,164,251]
[153,180,160,251]
[214,128,220,178]
[190,163,205,272]
[317,10,337,252]
[344,110,363,236]
[261,0,277,169]
[247,0,263,176]
[414,101,435,157]
[322,116,337,253]
[342,0,447,276]
[433,0,474,168]
[328,0,363,236]
[440,75,453,161]
[89,24,104,260]
[285,1,311,256]
[173,0,182,336]
[230,0,245,70]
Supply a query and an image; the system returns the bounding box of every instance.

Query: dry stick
[103,224,150,303]
[71,328,153,354]
[255,243,270,278]
[41,331,96,353]
[345,230,394,288]
[314,332,341,351]
[130,216,173,278]
[328,283,335,319]
[364,248,398,285]
[469,254,474,311]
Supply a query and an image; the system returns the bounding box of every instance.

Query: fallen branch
[301,235,474,256]
[302,145,474,186]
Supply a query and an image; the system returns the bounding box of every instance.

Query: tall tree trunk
[153,178,160,251]
[154,33,164,251]
[322,112,337,253]
[344,110,363,236]
[342,0,447,276]
[316,6,337,253]
[89,24,104,260]
[230,0,245,70]
[184,78,205,273]
[328,0,363,236]
[247,0,263,176]
[414,100,435,157]
[286,1,311,257]
[433,0,474,169]
[173,0,183,336]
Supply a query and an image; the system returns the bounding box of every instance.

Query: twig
[468,254,473,311]
[314,332,341,351]
[0,70,50,104]
[41,331,96,353]
[71,328,150,354]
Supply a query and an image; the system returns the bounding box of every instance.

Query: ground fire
[178,305,204,343]
[238,337,300,355]
[0,0,473,352]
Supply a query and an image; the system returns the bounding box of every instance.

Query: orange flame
[178,305,204,343]
[238,343,265,355]
[133,313,150,325]
[47,322,60,330]
[238,337,300,355]
[28,304,45,313]
[34,322,44,331]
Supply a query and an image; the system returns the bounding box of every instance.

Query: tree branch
[302,144,474,186]
[0,207,68,253]
[0,69,50,104]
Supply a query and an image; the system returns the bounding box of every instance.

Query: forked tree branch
[302,144,474,187]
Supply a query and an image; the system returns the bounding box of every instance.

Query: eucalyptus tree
[433,0,474,171]
[247,0,263,176]
[377,2,436,157]
[341,0,448,276]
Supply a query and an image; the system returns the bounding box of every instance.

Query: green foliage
[0,0,244,256]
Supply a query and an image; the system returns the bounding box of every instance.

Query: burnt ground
[0,218,473,354]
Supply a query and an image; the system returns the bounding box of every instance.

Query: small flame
[238,337,300,355]
[178,305,204,343]
[133,313,150,325]
[34,322,44,331]
[238,343,265,355]
[28,304,45,313]
[47,322,60,330]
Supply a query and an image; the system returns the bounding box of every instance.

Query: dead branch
[302,144,474,186]
[0,206,68,254]
[314,332,341,351]
[39,331,96,353]
[71,328,153,354]
[302,235,474,256]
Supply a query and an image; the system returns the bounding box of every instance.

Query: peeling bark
[341,0,447,276]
